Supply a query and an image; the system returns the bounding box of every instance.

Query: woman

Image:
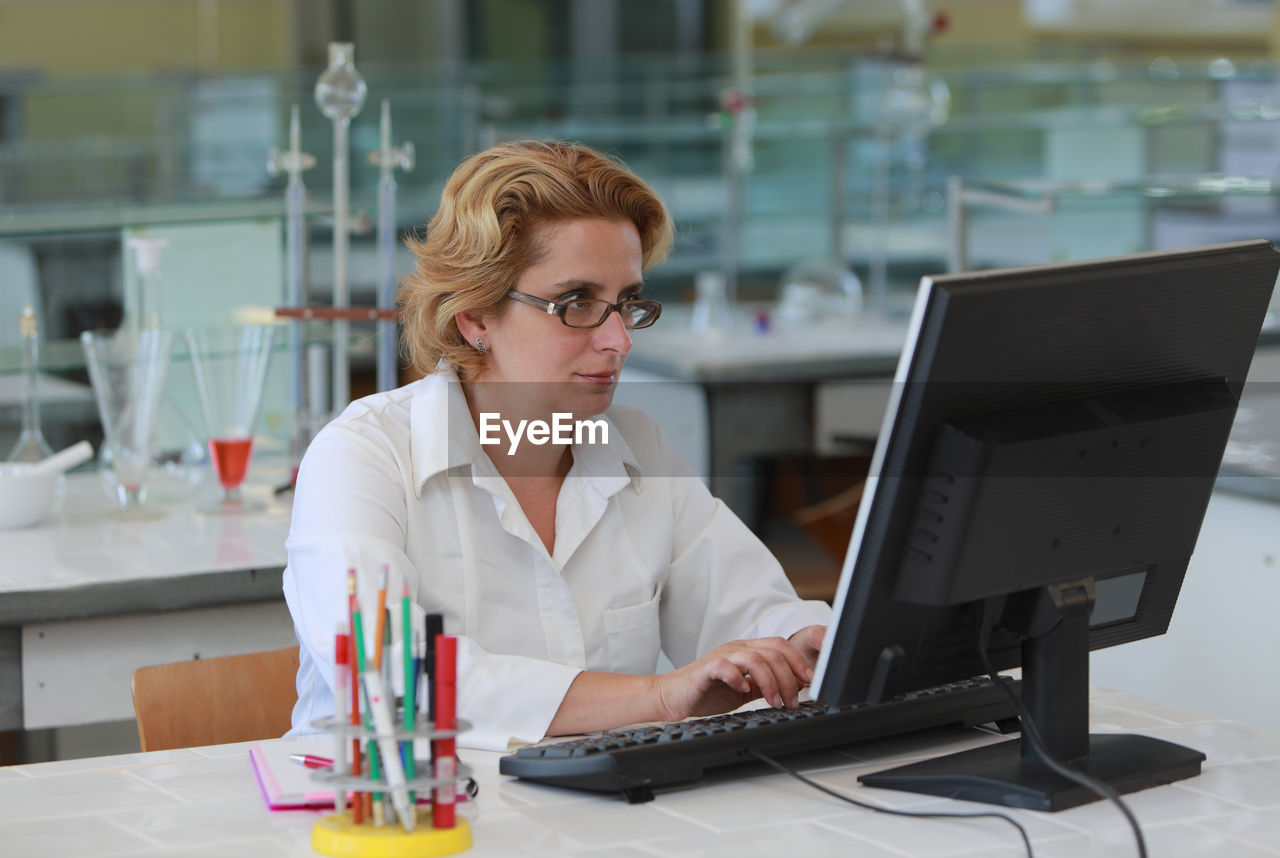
[284,141,830,751]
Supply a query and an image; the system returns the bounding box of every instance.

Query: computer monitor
[811,239,1280,811]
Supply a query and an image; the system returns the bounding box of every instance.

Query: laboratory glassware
[185,325,276,511]
[268,103,317,485]
[81,329,173,512]
[315,41,367,412]
[124,236,168,333]
[7,304,54,463]
[368,98,414,393]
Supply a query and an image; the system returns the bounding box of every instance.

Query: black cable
[975,600,1148,858]
[749,750,1035,858]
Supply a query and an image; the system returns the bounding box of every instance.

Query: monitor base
[859,733,1205,812]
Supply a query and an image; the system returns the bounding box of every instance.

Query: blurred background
[8,0,1280,763]
[8,0,1280,473]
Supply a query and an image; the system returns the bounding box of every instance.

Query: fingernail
[805,668,814,682]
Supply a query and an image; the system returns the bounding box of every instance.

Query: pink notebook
[250,736,468,811]
[250,737,340,810]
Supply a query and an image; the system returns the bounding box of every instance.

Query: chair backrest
[131,646,300,752]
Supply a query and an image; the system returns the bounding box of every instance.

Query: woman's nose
[595,307,632,352]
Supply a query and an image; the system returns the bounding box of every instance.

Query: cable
[749,750,1034,858]
[975,600,1148,858]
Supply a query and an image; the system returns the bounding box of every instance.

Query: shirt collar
[409,367,644,497]
[410,367,483,495]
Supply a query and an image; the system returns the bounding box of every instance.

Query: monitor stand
[858,583,1206,812]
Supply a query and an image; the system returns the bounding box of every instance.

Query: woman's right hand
[652,635,815,722]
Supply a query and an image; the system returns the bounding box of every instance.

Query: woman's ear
[455,309,486,345]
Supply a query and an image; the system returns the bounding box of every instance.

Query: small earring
[475,337,486,355]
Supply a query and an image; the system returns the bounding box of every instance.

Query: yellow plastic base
[311,810,472,858]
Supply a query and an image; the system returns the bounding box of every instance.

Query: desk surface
[1,688,1276,857]
[0,465,291,625]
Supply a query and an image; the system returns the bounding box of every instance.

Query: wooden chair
[793,480,866,563]
[131,646,300,752]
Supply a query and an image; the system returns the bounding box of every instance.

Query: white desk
[0,688,1276,856]
[0,464,296,731]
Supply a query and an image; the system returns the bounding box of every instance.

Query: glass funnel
[185,325,276,511]
[81,329,173,512]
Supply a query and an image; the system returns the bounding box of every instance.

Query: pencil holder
[307,716,474,858]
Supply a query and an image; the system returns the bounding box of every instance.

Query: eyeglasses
[507,290,663,329]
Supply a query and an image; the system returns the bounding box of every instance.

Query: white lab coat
[283,369,831,751]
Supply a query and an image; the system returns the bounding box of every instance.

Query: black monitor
[811,239,1280,811]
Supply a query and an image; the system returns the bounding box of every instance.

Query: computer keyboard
[499,676,1020,803]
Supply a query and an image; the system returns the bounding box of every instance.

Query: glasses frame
[507,290,663,329]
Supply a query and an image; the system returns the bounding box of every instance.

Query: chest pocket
[602,593,661,675]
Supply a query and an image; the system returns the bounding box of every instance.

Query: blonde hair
[398,140,674,379]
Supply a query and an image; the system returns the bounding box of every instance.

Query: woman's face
[470,217,645,418]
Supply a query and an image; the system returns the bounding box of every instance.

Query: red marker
[432,635,457,829]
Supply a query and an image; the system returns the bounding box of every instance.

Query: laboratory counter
[0,465,296,733]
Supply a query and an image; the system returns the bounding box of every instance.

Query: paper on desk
[250,734,470,811]
[250,735,338,810]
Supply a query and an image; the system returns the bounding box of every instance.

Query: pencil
[373,566,388,671]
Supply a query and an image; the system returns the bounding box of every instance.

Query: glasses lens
[622,300,661,329]
[562,299,607,327]
[559,298,662,328]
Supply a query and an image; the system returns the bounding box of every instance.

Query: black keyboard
[499,677,1020,803]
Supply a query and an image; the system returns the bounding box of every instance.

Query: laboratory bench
[0,463,297,734]
[623,307,908,528]
[0,686,1276,857]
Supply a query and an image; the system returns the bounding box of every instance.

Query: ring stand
[308,716,474,857]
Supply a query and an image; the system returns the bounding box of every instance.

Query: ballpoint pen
[290,753,335,770]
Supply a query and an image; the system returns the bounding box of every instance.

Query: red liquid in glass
[209,437,254,491]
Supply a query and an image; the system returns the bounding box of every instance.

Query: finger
[734,648,800,709]
[745,636,814,690]
[704,655,752,697]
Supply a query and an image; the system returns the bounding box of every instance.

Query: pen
[423,613,444,722]
[362,670,415,832]
[432,634,457,829]
[290,753,335,770]
[333,625,350,814]
[402,581,416,802]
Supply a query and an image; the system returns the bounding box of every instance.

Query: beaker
[185,325,276,511]
[81,329,173,512]
[690,270,735,335]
